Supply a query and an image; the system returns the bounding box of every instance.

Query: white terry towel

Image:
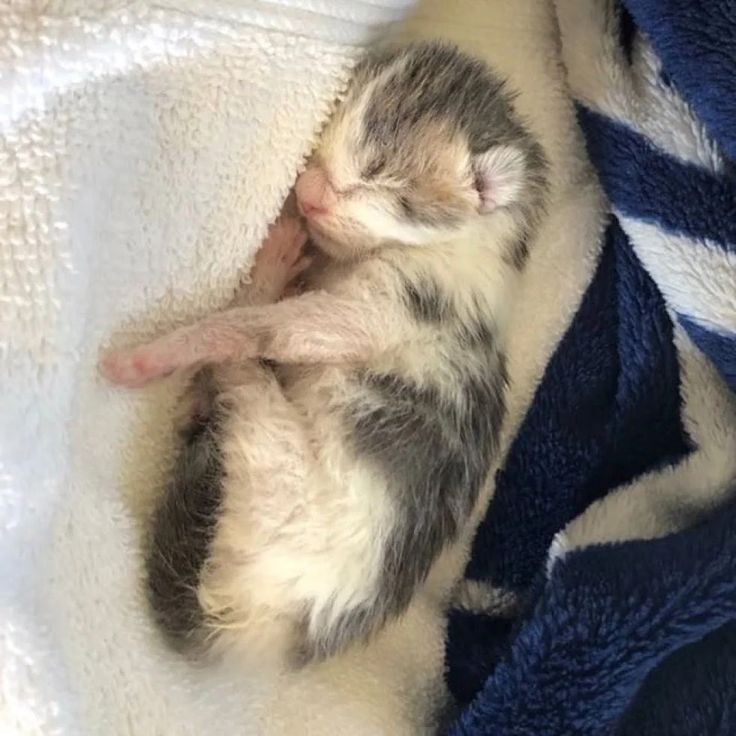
[0,1,601,734]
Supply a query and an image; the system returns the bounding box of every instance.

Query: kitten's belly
[277,362,357,464]
[258,362,392,616]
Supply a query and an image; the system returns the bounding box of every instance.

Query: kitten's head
[295,41,546,261]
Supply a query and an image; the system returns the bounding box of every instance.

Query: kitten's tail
[145,368,223,651]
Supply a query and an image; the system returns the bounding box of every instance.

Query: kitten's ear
[473,145,526,213]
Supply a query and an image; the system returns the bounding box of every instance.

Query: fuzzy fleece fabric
[447,1,736,734]
[1,2,426,734]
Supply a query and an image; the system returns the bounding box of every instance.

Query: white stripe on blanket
[555,0,726,173]
[622,219,736,332]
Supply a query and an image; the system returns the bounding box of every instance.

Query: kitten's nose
[296,167,335,218]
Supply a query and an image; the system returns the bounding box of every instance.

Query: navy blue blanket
[448,1,736,733]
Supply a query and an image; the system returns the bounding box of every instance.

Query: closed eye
[362,158,386,179]
[334,183,361,197]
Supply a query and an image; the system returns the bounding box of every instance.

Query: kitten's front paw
[251,216,309,299]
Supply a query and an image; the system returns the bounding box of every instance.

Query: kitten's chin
[307,224,365,261]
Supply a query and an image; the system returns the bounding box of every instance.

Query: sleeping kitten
[101,40,548,668]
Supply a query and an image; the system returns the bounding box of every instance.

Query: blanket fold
[449,1,736,733]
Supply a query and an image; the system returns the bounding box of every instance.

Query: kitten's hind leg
[194,360,319,665]
[149,358,315,660]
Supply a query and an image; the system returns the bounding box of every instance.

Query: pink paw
[99,347,174,388]
[251,216,309,297]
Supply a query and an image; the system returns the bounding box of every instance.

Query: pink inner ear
[473,145,526,213]
[474,171,497,213]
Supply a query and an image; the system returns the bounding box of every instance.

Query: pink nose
[295,167,335,218]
